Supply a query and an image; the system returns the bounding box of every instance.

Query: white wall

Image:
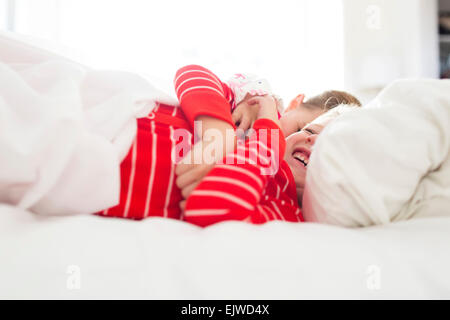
[0,0,13,31]
[342,0,439,102]
[6,0,348,103]
[5,0,440,104]
[302,0,345,96]
[14,0,60,39]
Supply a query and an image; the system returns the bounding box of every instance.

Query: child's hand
[247,95,281,127]
[232,99,260,132]
[176,160,214,203]
[175,116,236,208]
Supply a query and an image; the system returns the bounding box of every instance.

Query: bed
[1,32,450,299]
[1,204,450,299]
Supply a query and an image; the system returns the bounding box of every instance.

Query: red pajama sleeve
[174,64,236,130]
[183,118,302,227]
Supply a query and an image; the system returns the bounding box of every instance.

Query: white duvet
[0,31,178,216]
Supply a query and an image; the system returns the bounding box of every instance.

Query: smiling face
[282,93,362,206]
[284,123,326,206]
[284,103,361,206]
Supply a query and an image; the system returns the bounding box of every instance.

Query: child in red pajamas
[179,96,361,227]
[98,64,238,220]
[180,115,303,226]
[97,64,360,226]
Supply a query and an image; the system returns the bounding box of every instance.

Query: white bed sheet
[1,204,449,299]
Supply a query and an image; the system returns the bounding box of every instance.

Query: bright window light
[9,0,345,103]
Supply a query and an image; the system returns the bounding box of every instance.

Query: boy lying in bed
[98,64,361,227]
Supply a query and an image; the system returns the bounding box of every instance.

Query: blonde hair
[304,90,362,111]
[309,103,360,127]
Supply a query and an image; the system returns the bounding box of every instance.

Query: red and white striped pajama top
[97,65,303,226]
[183,118,303,227]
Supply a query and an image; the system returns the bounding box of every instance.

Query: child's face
[284,114,335,206]
[279,104,325,137]
[284,123,324,205]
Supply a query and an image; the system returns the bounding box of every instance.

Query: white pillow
[302,79,450,227]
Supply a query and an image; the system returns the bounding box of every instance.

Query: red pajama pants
[97,103,192,220]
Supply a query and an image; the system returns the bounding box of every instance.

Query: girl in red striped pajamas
[98,64,239,220]
[97,64,360,226]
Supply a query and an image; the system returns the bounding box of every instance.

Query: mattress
[1,204,449,299]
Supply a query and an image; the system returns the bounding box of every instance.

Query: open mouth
[292,147,310,167]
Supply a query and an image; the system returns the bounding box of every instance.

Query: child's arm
[176,95,280,201]
[174,64,235,132]
[175,64,238,176]
[182,117,300,227]
[181,96,299,227]
[174,65,281,135]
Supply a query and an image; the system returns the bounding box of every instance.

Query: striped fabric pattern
[98,103,189,220]
[174,64,236,129]
[97,64,303,227]
[184,118,303,227]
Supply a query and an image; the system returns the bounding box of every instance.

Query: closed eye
[296,121,306,132]
[302,128,316,135]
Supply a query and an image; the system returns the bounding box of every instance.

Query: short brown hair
[304,90,361,111]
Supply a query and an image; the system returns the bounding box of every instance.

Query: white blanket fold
[0,32,178,215]
[303,79,450,227]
